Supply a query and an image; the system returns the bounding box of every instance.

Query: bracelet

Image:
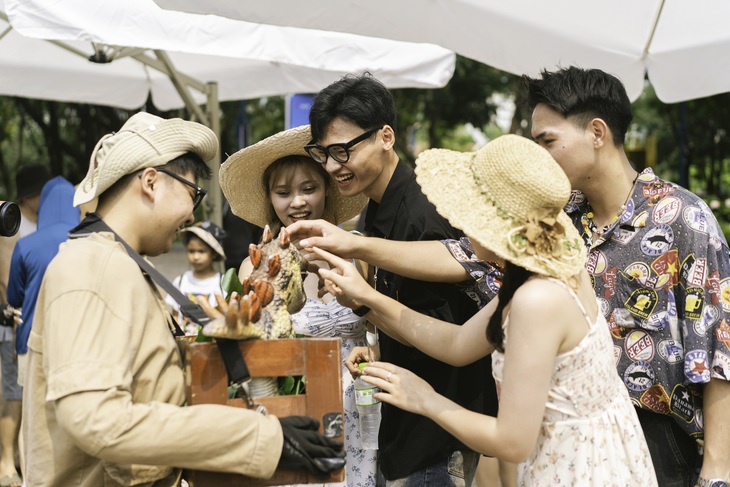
[352,305,371,317]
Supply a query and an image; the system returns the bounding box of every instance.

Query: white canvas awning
[154,0,730,103]
[1,0,455,224]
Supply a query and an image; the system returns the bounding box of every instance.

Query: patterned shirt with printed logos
[565,167,730,442]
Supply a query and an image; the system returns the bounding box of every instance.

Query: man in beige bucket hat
[21,112,343,486]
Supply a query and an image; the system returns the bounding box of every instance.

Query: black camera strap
[69,213,252,387]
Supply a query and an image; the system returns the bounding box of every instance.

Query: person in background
[302,72,496,486]
[313,134,658,486]
[13,164,51,239]
[6,175,80,484]
[165,220,226,336]
[524,66,730,487]
[21,112,344,486]
[0,163,50,487]
[219,125,374,487]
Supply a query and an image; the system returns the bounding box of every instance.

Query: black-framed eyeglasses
[157,169,207,210]
[304,127,381,165]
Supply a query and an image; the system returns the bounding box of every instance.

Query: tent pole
[153,50,209,126]
[206,81,222,227]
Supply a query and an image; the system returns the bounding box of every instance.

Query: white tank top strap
[542,277,594,328]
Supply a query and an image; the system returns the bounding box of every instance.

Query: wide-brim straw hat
[219,125,367,228]
[181,221,226,260]
[74,112,218,206]
[415,134,586,281]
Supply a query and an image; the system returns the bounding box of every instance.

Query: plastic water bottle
[354,362,381,450]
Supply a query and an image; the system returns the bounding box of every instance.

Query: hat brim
[415,148,586,280]
[220,125,367,228]
[181,226,226,260]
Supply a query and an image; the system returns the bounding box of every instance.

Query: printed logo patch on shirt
[669,384,695,422]
[641,311,668,331]
[707,271,721,305]
[608,310,629,340]
[719,278,730,312]
[657,339,684,364]
[652,196,681,224]
[602,266,618,299]
[684,350,711,383]
[613,345,622,366]
[640,224,674,256]
[682,205,711,234]
[716,319,730,350]
[642,181,676,205]
[625,288,658,319]
[712,351,730,381]
[625,330,655,361]
[624,360,655,391]
[683,287,705,321]
[586,249,608,275]
[611,225,639,245]
[639,384,670,414]
[680,254,708,290]
[624,262,651,285]
[650,249,679,288]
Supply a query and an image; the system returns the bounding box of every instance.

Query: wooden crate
[180,338,345,486]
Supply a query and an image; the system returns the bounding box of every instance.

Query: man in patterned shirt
[521,66,730,487]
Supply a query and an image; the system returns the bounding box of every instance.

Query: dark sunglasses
[304,127,381,165]
[157,169,207,210]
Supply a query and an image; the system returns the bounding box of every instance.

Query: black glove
[277,415,345,478]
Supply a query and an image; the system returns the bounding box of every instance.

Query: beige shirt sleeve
[40,245,283,478]
[55,391,283,478]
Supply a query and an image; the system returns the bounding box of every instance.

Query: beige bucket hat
[219,125,367,228]
[415,134,586,281]
[74,112,218,206]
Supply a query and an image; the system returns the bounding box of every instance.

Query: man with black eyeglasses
[21,112,344,486]
[306,73,497,487]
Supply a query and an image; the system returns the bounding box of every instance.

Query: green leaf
[279,376,295,395]
[221,267,244,301]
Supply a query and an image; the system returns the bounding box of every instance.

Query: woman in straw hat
[219,125,375,487]
[310,135,657,486]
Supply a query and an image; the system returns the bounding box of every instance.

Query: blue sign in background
[286,93,315,129]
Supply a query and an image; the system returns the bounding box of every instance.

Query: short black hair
[97,152,211,207]
[521,66,633,147]
[309,72,397,142]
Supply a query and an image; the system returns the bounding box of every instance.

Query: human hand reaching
[344,346,380,378]
[286,219,361,260]
[360,362,436,417]
[311,247,374,310]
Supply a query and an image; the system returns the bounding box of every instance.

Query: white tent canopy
[154,0,730,103]
[1,0,455,224]
[2,0,455,110]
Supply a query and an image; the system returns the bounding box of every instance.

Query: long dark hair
[486,261,534,352]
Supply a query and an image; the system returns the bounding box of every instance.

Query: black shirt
[364,160,498,480]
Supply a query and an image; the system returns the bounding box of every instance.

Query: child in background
[166,220,227,335]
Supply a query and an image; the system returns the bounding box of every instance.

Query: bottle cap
[358,362,369,372]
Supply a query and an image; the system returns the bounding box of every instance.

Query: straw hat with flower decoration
[219,125,367,228]
[415,134,586,282]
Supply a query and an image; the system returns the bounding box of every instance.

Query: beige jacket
[23,232,283,486]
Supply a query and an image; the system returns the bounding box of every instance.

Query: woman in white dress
[219,125,376,487]
[312,135,658,486]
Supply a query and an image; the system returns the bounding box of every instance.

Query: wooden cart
[180,338,345,486]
